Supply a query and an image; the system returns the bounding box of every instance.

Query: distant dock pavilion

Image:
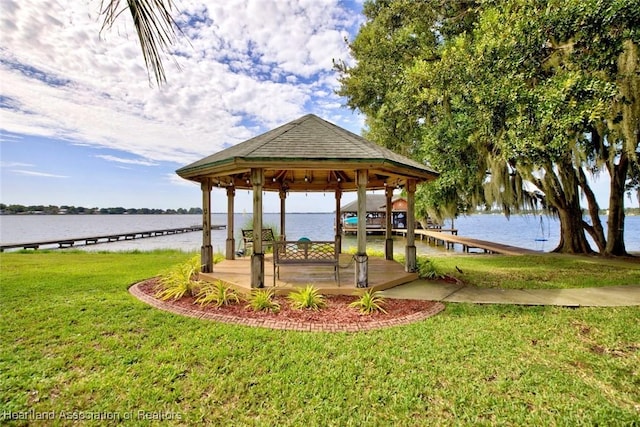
[339,194,449,235]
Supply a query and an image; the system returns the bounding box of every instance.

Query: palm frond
[100,0,180,86]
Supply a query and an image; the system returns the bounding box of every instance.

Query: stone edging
[129,282,445,333]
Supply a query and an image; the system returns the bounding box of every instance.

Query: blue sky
[0,1,633,213]
[0,0,367,212]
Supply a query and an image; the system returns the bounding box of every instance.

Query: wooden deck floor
[200,254,418,296]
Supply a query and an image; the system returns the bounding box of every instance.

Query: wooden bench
[241,228,275,255]
[273,240,339,286]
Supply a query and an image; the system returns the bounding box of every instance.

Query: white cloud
[1,161,33,168]
[11,169,69,178]
[166,173,199,188]
[0,132,23,143]
[95,155,158,166]
[0,0,363,168]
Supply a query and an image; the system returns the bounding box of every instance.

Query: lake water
[1,213,639,254]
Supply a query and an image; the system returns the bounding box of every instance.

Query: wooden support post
[201,179,213,273]
[405,179,417,273]
[385,186,393,260]
[225,186,235,260]
[279,189,287,241]
[356,170,368,288]
[251,168,264,288]
[335,188,342,253]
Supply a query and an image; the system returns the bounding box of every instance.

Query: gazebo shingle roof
[176,114,438,191]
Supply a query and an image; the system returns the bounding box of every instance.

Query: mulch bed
[130,278,445,332]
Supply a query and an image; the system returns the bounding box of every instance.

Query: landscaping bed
[134,278,445,331]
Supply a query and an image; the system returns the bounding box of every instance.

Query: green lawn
[1,251,639,425]
[428,253,640,289]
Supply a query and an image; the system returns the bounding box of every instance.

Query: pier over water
[0,225,225,252]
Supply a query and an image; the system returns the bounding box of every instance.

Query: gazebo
[176,114,438,289]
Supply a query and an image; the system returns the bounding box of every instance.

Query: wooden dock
[0,225,225,252]
[393,229,539,255]
[343,226,458,235]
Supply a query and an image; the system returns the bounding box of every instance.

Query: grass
[424,253,640,289]
[1,250,639,425]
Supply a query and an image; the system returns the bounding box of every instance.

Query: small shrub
[155,255,202,300]
[417,257,444,279]
[195,281,240,307]
[288,285,326,310]
[246,289,280,313]
[349,290,387,315]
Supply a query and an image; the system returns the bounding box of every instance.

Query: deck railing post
[225,186,235,260]
[279,189,287,241]
[201,178,213,273]
[335,188,342,253]
[355,170,369,287]
[385,186,394,260]
[251,168,264,288]
[405,179,417,273]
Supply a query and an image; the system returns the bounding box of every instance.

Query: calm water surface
[1,213,639,254]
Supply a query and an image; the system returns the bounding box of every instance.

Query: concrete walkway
[380,280,640,307]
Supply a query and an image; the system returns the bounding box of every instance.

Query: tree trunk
[577,166,606,252]
[544,159,594,254]
[604,153,629,256]
[554,205,594,254]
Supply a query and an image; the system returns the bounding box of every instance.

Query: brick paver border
[129,282,445,332]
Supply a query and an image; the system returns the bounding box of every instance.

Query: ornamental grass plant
[349,290,387,314]
[246,289,280,313]
[154,254,203,300]
[194,280,240,307]
[287,285,326,310]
